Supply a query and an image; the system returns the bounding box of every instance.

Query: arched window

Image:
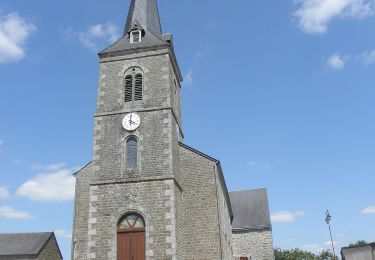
[126,137,138,169]
[118,213,145,230]
[117,213,145,259]
[124,68,143,102]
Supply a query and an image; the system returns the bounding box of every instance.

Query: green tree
[274,248,337,260]
[348,240,368,247]
[274,248,317,260]
[318,250,337,260]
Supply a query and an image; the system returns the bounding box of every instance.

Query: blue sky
[0,0,374,258]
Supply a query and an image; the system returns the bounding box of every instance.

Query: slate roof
[124,0,162,36]
[99,0,170,56]
[0,232,54,256]
[99,0,182,81]
[229,188,272,231]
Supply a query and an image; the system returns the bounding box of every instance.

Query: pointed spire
[124,0,162,36]
[99,0,172,57]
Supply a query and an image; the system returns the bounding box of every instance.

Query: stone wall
[341,245,375,260]
[214,164,234,260]
[179,145,225,259]
[72,40,240,260]
[37,235,62,260]
[86,179,179,259]
[72,163,93,260]
[92,49,181,183]
[232,230,274,260]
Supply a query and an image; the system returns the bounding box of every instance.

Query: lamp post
[325,210,337,259]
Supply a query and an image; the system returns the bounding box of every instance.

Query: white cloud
[346,0,375,17]
[79,22,119,51]
[361,206,375,214]
[13,159,22,165]
[271,210,305,223]
[294,0,375,34]
[0,139,3,152]
[249,161,257,167]
[248,160,271,170]
[325,49,375,68]
[31,163,66,171]
[327,54,346,69]
[325,240,338,246]
[0,206,33,219]
[0,12,37,63]
[0,187,10,199]
[183,70,193,86]
[301,244,324,253]
[359,49,375,64]
[55,230,72,239]
[282,236,298,242]
[17,168,75,202]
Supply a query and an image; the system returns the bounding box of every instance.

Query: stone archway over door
[117,213,145,260]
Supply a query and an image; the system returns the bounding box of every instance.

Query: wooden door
[117,214,145,260]
[117,230,145,260]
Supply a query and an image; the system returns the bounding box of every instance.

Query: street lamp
[325,210,337,259]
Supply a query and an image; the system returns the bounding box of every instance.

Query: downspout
[213,162,224,260]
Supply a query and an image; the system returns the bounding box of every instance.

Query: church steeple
[99,0,172,57]
[124,0,162,37]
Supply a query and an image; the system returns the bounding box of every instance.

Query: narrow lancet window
[126,137,138,169]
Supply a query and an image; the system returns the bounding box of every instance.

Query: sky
[0,0,374,259]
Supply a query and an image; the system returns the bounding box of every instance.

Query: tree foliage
[348,240,368,247]
[274,248,337,260]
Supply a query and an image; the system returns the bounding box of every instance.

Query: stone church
[72,0,274,259]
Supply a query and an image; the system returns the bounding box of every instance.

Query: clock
[122,113,141,131]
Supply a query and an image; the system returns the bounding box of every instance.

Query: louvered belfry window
[124,75,133,102]
[126,137,138,169]
[134,74,143,101]
[124,68,143,103]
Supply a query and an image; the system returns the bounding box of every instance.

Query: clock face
[122,113,141,131]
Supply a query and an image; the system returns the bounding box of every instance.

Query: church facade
[72,0,274,259]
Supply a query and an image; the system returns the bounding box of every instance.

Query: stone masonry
[73,45,234,259]
[72,0,274,259]
[232,231,274,260]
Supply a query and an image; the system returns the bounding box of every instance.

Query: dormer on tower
[128,20,144,43]
[99,0,182,62]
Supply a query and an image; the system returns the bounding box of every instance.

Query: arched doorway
[117,213,145,260]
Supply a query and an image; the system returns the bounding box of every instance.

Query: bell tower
[94,0,183,183]
[72,0,185,259]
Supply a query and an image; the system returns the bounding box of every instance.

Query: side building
[341,243,375,260]
[0,232,62,260]
[230,189,274,259]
